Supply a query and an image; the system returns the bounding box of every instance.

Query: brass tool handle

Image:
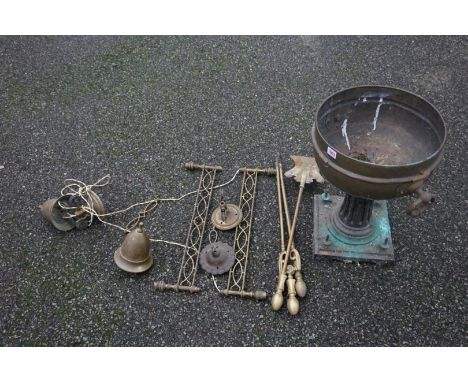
[271,273,287,310]
[407,188,434,217]
[185,162,223,171]
[286,271,299,315]
[271,161,286,312]
[290,248,306,298]
[294,270,307,298]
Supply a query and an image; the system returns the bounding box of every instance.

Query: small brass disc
[211,204,243,231]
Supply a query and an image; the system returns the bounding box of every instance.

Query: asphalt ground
[0,36,466,346]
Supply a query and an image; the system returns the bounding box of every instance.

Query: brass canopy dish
[200,241,235,275]
[211,202,243,231]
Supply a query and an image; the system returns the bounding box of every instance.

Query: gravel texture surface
[0,36,466,346]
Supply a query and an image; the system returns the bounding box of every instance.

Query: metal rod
[276,160,285,252]
[279,162,292,234]
[221,289,267,300]
[154,281,201,293]
[240,167,276,175]
[185,162,222,171]
[281,175,305,275]
[278,161,299,268]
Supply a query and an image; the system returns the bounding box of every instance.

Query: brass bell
[40,190,106,231]
[39,198,75,231]
[114,223,153,273]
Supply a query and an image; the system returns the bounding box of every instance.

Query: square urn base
[313,194,395,263]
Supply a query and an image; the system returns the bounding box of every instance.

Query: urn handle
[406,187,435,217]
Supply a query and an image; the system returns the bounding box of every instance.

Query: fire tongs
[271,156,323,315]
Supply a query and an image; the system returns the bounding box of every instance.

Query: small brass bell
[39,198,75,231]
[40,190,106,231]
[114,223,153,273]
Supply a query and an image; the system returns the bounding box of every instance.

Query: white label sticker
[327,146,337,159]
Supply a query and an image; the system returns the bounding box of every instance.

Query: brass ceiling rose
[199,242,235,275]
[211,201,242,231]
